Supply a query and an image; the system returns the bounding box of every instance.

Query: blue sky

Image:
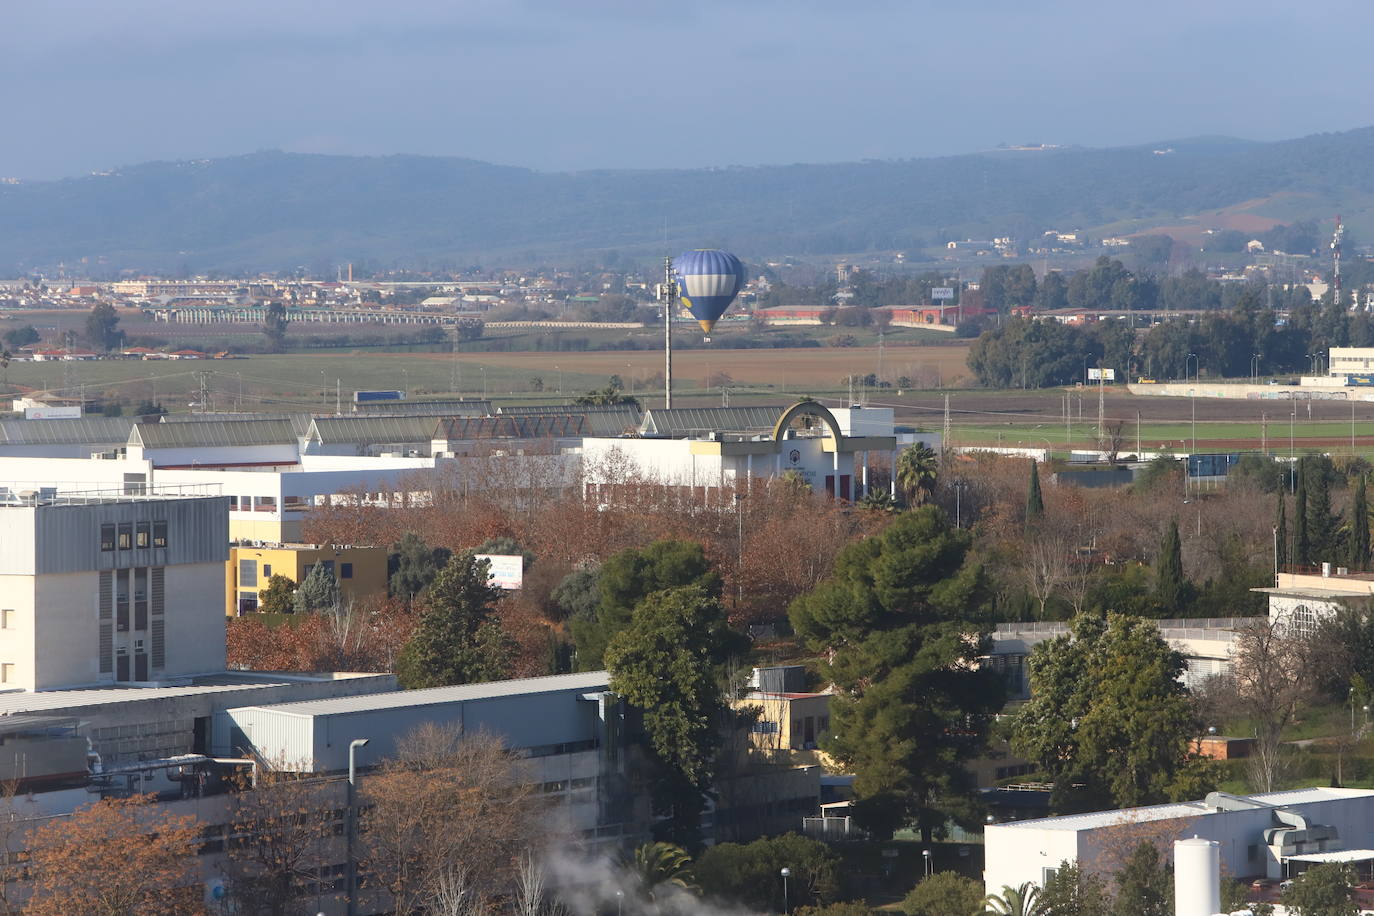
[3,0,1372,179]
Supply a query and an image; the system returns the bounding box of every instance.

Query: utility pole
[943,393,952,457]
[1136,409,1141,458]
[1262,412,1268,454]
[335,379,341,416]
[1096,372,1106,453]
[1333,214,1345,308]
[660,256,676,408]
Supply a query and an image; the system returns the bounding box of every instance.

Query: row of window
[99,522,168,552]
[238,559,355,590]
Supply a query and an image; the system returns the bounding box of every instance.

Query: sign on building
[24,406,82,419]
[475,554,524,590]
[931,287,955,301]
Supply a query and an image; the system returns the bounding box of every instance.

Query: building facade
[226,543,388,615]
[0,494,228,689]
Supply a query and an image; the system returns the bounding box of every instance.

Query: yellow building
[738,690,833,754]
[225,543,388,616]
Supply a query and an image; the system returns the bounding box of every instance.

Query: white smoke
[540,846,764,916]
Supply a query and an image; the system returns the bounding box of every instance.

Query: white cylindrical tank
[1174,836,1221,916]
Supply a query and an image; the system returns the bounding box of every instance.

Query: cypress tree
[1276,490,1289,571]
[1308,460,1338,562]
[1295,458,1311,567]
[1026,458,1045,527]
[1154,520,1192,613]
[1352,474,1370,571]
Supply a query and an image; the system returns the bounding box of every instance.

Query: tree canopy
[394,553,513,689]
[790,507,1004,839]
[1012,612,1199,812]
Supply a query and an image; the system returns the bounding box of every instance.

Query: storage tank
[1174,836,1221,916]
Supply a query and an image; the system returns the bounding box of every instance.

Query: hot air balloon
[673,249,746,335]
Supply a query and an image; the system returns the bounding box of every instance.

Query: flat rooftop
[995,788,1374,831]
[0,671,390,715]
[233,671,611,717]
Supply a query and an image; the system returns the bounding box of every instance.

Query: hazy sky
[4,0,1373,180]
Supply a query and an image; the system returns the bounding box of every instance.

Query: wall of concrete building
[0,574,36,689]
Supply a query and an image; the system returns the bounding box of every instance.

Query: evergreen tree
[1025,458,1045,527]
[1012,613,1197,812]
[258,574,297,616]
[606,585,742,846]
[790,507,1004,841]
[1111,842,1171,916]
[293,563,340,614]
[395,554,514,689]
[570,540,721,671]
[1352,475,1370,571]
[387,533,452,602]
[1153,520,1193,613]
[1276,490,1289,571]
[1308,460,1339,562]
[1296,458,1311,566]
[1037,861,1111,916]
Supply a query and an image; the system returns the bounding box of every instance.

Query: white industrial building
[985,788,1374,897]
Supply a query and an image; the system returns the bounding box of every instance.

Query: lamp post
[780,867,791,914]
[616,890,624,916]
[922,848,932,878]
[346,738,370,916]
[734,493,746,610]
[1186,352,1198,384]
[1251,353,1261,385]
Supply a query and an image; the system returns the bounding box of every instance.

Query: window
[239,559,258,589]
[322,560,335,576]
[136,522,150,548]
[152,521,167,549]
[256,496,276,512]
[0,664,13,684]
[340,563,353,579]
[262,564,272,578]
[227,496,238,511]
[117,523,132,550]
[0,610,12,630]
[100,523,115,552]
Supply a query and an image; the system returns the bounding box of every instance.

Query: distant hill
[5,127,1374,273]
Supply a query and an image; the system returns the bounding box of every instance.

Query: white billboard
[931,287,955,300]
[475,554,524,590]
[1086,368,1116,381]
[24,406,82,420]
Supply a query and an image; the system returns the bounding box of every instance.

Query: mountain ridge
[3,127,1374,273]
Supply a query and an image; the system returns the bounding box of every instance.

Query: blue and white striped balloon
[673,249,746,334]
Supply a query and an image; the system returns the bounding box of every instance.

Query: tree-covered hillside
[5,126,1374,273]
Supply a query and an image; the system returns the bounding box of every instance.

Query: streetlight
[734,493,747,610]
[346,738,369,916]
[780,867,791,914]
[1185,352,1198,384]
[616,889,624,916]
[922,848,932,878]
[1251,353,1261,385]
[954,480,968,528]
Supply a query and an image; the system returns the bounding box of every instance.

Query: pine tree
[1355,474,1371,572]
[1153,520,1193,613]
[1295,458,1311,567]
[1025,458,1045,528]
[1276,491,1289,572]
[395,553,514,689]
[293,563,339,614]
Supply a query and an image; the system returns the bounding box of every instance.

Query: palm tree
[627,842,697,901]
[895,441,939,506]
[983,882,1046,916]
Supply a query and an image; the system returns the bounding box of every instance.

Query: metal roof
[0,672,391,716]
[0,417,135,446]
[995,787,1374,831]
[308,415,442,446]
[433,414,585,441]
[129,418,298,449]
[234,671,611,717]
[355,399,491,416]
[161,412,314,437]
[500,404,641,436]
[639,406,787,437]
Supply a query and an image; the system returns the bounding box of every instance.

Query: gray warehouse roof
[640,406,786,438]
[499,404,641,436]
[129,418,298,449]
[0,417,135,446]
[235,671,611,717]
[308,415,443,446]
[433,415,585,441]
[356,399,491,417]
[162,412,314,437]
